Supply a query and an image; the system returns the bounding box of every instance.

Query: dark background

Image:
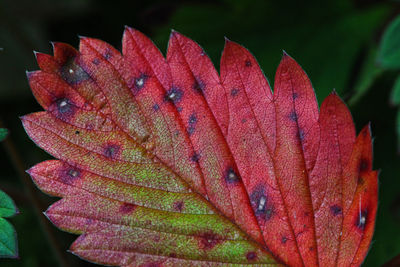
[0,0,399,266]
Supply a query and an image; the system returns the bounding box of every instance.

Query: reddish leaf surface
[22,28,377,266]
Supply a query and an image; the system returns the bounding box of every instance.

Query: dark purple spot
[60,58,89,85]
[241,118,247,123]
[187,126,195,136]
[356,209,368,230]
[152,104,160,111]
[54,98,76,119]
[165,87,183,103]
[169,253,177,258]
[92,58,100,65]
[192,78,205,94]
[132,73,149,92]
[245,60,252,67]
[292,93,298,99]
[103,144,120,159]
[191,152,200,163]
[189,113,197,124]
[231,88,239,97]
[85,218,93,225]
[298,129,305,141]
[173,201,184,212]
[104,48,112,60]
[330,204,342,216]
[246,251,257,261]
[60,166,81,184]
[281,236,288,244]
[177,107,183,112]
[289,111,298,122]
[119,202,136,214]
[56,98,72,114]
[75,130,80,135]
[187,113,197,136]
[198,232,222,250]
[250,185,274,221]
[359,158,370,173]
[225,166,240,184]
[309,246,314,251]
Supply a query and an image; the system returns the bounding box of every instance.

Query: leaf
[349,46,383,106]
[0,190,18,258]
[22,28,377,266]
[0,128,8,142]
[391,75,400,106]
[377,14,400,69]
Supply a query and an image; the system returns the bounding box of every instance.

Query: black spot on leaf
[225,166,240,184]
[246,251,257,261]
[92,58,100,65]
[103,144,120,159]
[298,129,305,141]
[60,58,89,85]
[56,98,73,114]
[173,201,184,212]
[60,166,81,185]
[132,73,149,92]
[192,78,205,94]
[187,126,195,136]
[250,185,274,221]
[289,111,298,122]
[359,158,370,173]
[119,202,136,214]
[231,88,239,97]
[197,232,222,250]
[191,152,200,163]
[152,104,160,111]
[165,87,183,103]
[245,60,252,67]
[187,113,197,136]
[104,48,112,60]
[356,209,368,230]
[189,113,197,124]
[330,204,342,216]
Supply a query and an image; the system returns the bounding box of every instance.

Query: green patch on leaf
[377,15,400,69]
[0,190,18,258]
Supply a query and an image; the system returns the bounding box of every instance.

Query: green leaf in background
[350,46,383,105]
[0,129,8,142]
[391,75,400,106]
[153,0,388,102]
[377,15,400,69]
[397,111,400,152]
[0,190,18,258]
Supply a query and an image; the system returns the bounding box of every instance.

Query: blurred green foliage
[0,129,8,142]
[0,187,18,258]
[377,13,400,154]
[0,0,399,266]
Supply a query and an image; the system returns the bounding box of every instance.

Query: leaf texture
[23,28,377,267]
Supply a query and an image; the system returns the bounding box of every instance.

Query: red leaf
[23,28,377,266]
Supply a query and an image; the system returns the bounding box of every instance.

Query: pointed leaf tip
[224,36,231,43]
[25,70,34,79]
